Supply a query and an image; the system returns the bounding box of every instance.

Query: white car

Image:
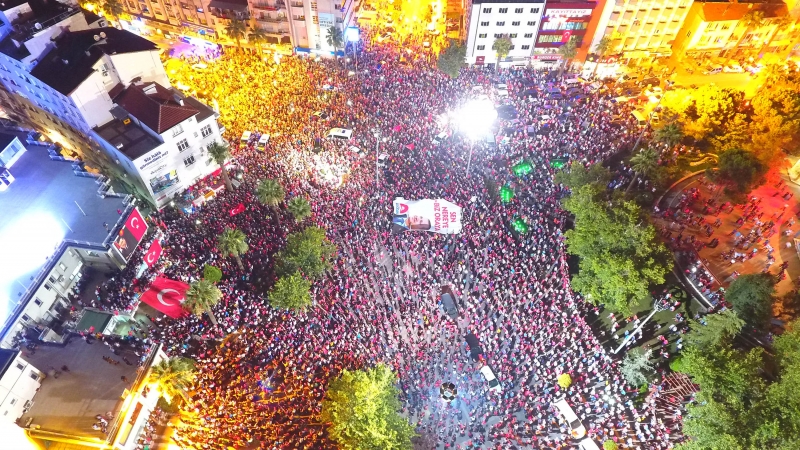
[723,64,744,73]
[496,83,509,98]
[553,398,587,439]
[479,365,502,392]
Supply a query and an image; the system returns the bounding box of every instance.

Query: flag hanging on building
[139,276,188,318]
[143,239,162,268]
[392,198,463,234]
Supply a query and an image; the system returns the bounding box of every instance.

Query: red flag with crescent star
[143,240,162,268]
[140,276,188,318]
[125,208,147,241]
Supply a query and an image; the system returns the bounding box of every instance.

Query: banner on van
[392,197,463,234]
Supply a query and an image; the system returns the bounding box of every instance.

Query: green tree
[711,148,765,193]
[725,273,775,329]
[256,178,285,224]
[207,141,233,192]
[729,10,764,57]
[184,279,223,325]
[287,196,312,223]
[603,440,619,450]
[563,185,672,315]
[225,20,247,49]
[557,37,578,74]
[203,264,223,283]
[626,147,660,194]
[148,357,196,404]
[276,226,337,279]
[321,364,416,450]
[653,122,683,149]
[248,29,268,52]
[554,162,612,191]
[750,86,800,162]
[326,26,344,55]
[620,348,654,387]
[660,85,747,149]
[436,39,466,78]
[491,35,513,62]
[269,272,312,310]
[102,0,124,21]
[591,36,613,77]
[686,309,745,349]
[217,227,249,271]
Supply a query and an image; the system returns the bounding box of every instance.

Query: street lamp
[373,129,383,189]
[345,27,360,78]
[455,98,497,177]
[613,296,672,354]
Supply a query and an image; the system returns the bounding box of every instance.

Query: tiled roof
[114,82,199,134]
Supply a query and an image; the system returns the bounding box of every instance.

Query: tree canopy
[148,357,197,404]
[563,184,672,315]
[710,148,765,193]
[287,197,312,223]
[724,273,775,329]
[203,264,223,284]
[217,227,249,271]
[275,226,337,279]
[620,348,654,387]
[184,279,223,325]
[269,273,313,310]
[492,35,513,61]
[554,162,612,191]
[436,40,465,78]
[321,364,416,450]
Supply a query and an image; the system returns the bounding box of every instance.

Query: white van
[579,438,601,450]
[553,398,587,439]
[631,110,648,127]
[349,146,365,157]
[377,153,389,168]
[241,130,252,143]
[563,78,581,88]
[479,365,502,392]
[326,128,353,140]
[495,83,509,97]
[257,134,270,149]
[433,131,448,145]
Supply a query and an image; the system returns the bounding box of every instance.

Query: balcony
[292,15,305,21]
[290,1,303,6]
[258,15,288,22]
[251,0,285,11]
[211,8,250,20]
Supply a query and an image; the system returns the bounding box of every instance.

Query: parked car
[479,365,502,392]
[553,398,587,439]
[723,63,744,73]
[703,64,724,75]
[440,285,459,320]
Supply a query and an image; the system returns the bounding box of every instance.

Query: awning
[208,0,249,11]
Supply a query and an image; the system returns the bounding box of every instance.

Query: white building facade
[0,349,43,423]
[465,0,546,67]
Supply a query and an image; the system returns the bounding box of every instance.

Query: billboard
[392,198,463,234]
[113,208,148,261]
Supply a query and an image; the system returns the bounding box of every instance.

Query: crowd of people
[92,31,687,449]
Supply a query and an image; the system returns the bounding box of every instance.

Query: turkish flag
[143,239,162,268]
[140,276,188,318]
[125,208,147,241]
[561,31,572,43]
[230,203,246,216]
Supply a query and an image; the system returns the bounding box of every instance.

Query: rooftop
[182,93,217,123]
[30,27,158,95]
[19,338,141,438]
[113,82,199,135]
[0,132,126,320]
[0,0,28,12]
[93,114,163,161]
[0,131,19,149]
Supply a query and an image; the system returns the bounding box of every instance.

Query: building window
[184,155,196,167]
[22,314,30,322]
[686,31,691,37]
[9,398,17,405]
[201,124,213,138]
[522,45,530,50]
[524,33,533,38]
[29,372,39,381]
[477,45,486,50]
[34,299,42,306]
[15,363,23,371]
[172,124,183,137]
[494,33,503,38]
[44,284,51,291]
[498,8,507,13]
[512,21,520,26]
[527,21,536,27]
[530,7,539,13]
[515,8,523,13]
[496,21,504,26]
[177,139,190,152]
[482,7,491,13]
[510,45,515,50]
[510,33,518,38]
[480,21,489,26]
[478,33,487,38]
[59,262,67,271]
[48,276,55,283]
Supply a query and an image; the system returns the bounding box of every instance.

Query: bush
[203,264,223,283]
[603,440,618,450]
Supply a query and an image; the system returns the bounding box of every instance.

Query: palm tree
[102,0,124,22]
[217,227,249,271]
[326,26,344,56]
[558,37,578,75]
[148,357,196,404]
[491,35,513,63]
[591,36,612,77]
[225,19,248,49]
[256,178,285,224]
[287,197,312,223]
[729,10,765,58]
[184,279,223,325]
[207,141,233,191]
[248,29,268,53]
[654,123,683,149]
[626,147,660,194]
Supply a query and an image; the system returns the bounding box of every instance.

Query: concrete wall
[109,50,170,89]
[0,353,43,423]
[69,57,119,128]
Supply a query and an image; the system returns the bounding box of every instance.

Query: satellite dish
[94,35,100,41]
[34,23,42,30]
[100,32,107,38]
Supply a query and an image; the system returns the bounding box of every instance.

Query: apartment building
[531,1,600,67]
[464,0,546,67]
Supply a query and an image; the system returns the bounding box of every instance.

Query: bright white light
[455,98,497,141]
[345,27,360,43]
